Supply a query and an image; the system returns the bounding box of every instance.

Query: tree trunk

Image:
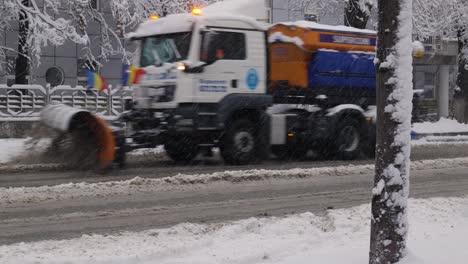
[15,0,30,85]
[456,28,468,123]
[370,0,413,263]
[344,0,371,29]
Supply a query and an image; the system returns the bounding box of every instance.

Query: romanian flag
[122,65,145,86]
[87,70,108,91]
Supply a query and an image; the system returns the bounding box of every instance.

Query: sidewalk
[411,118,468,141]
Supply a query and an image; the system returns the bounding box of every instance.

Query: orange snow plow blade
[82,114,116,169]
[40,104,116,170]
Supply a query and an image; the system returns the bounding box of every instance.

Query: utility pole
[369,0,413,263]
[15,0,30,85]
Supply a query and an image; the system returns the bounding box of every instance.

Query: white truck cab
[124,13,273,165]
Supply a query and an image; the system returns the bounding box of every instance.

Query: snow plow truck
[40,12,379,169]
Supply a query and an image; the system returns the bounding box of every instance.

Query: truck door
[195,29,264,104]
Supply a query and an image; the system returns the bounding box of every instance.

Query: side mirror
[200,30,218,65]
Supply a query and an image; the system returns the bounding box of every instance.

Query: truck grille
[147,85,176,103]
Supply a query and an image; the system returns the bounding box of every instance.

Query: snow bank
[0,139,27,164]
[412,118,468,134]
[2,157,468,206]
[128,146,165,155]
[1,197,466,264]
[412,135,468,145]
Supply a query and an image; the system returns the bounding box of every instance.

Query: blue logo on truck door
[246,68,259,90]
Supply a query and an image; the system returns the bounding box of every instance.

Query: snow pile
[2,157,468,206]
[0,139,27,164]
[0,164,373,205]
[1,197,467,264]
[412,118,468,134]
[128,146,165,155]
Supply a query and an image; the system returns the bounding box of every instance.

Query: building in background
[0,0,132,88]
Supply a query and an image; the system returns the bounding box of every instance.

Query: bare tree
[369,0,413,263]
[344,0,373,29]
[1,0,220,81]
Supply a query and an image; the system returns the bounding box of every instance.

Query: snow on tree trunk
[369,0,413,263]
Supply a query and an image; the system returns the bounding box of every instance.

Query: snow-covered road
[2,141,468,189]
[1,162,468,246]
[1,197,467,264]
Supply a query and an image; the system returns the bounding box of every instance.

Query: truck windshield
[140,32,192,67]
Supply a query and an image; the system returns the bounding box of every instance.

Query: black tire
[220,119,260,165]
[332,118,363,160]
[164,136,199,163]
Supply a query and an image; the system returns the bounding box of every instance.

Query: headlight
[177,62,187,71]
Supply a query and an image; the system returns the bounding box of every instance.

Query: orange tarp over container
[268,23,377,90]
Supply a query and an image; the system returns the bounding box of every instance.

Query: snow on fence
[0,85,133,121]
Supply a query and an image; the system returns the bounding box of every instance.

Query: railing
[419,36,458,57]
[0,85,133,121]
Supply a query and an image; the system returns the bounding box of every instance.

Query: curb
[411,131,468,141]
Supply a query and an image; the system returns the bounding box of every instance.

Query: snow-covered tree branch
[1,0,220,74]
[344,0,375,29]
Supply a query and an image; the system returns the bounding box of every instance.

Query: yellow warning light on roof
[192,8,202,16]
[150,14,159,20]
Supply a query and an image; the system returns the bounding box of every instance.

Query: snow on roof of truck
[128,14,196,39]
[277,21,376,36]
[128,13,267,39]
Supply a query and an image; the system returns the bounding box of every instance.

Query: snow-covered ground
[0,139,165,164]
[0,138,29,164]
[1,197,466,264]
[412,118,468,134]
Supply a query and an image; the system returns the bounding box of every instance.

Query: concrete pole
[438,65,450,118]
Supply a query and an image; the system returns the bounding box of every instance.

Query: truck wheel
[333,118,362,160]
[164,137,199,163]
[220,119,259,165]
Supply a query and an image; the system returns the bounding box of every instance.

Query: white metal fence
[0,85,133,121]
